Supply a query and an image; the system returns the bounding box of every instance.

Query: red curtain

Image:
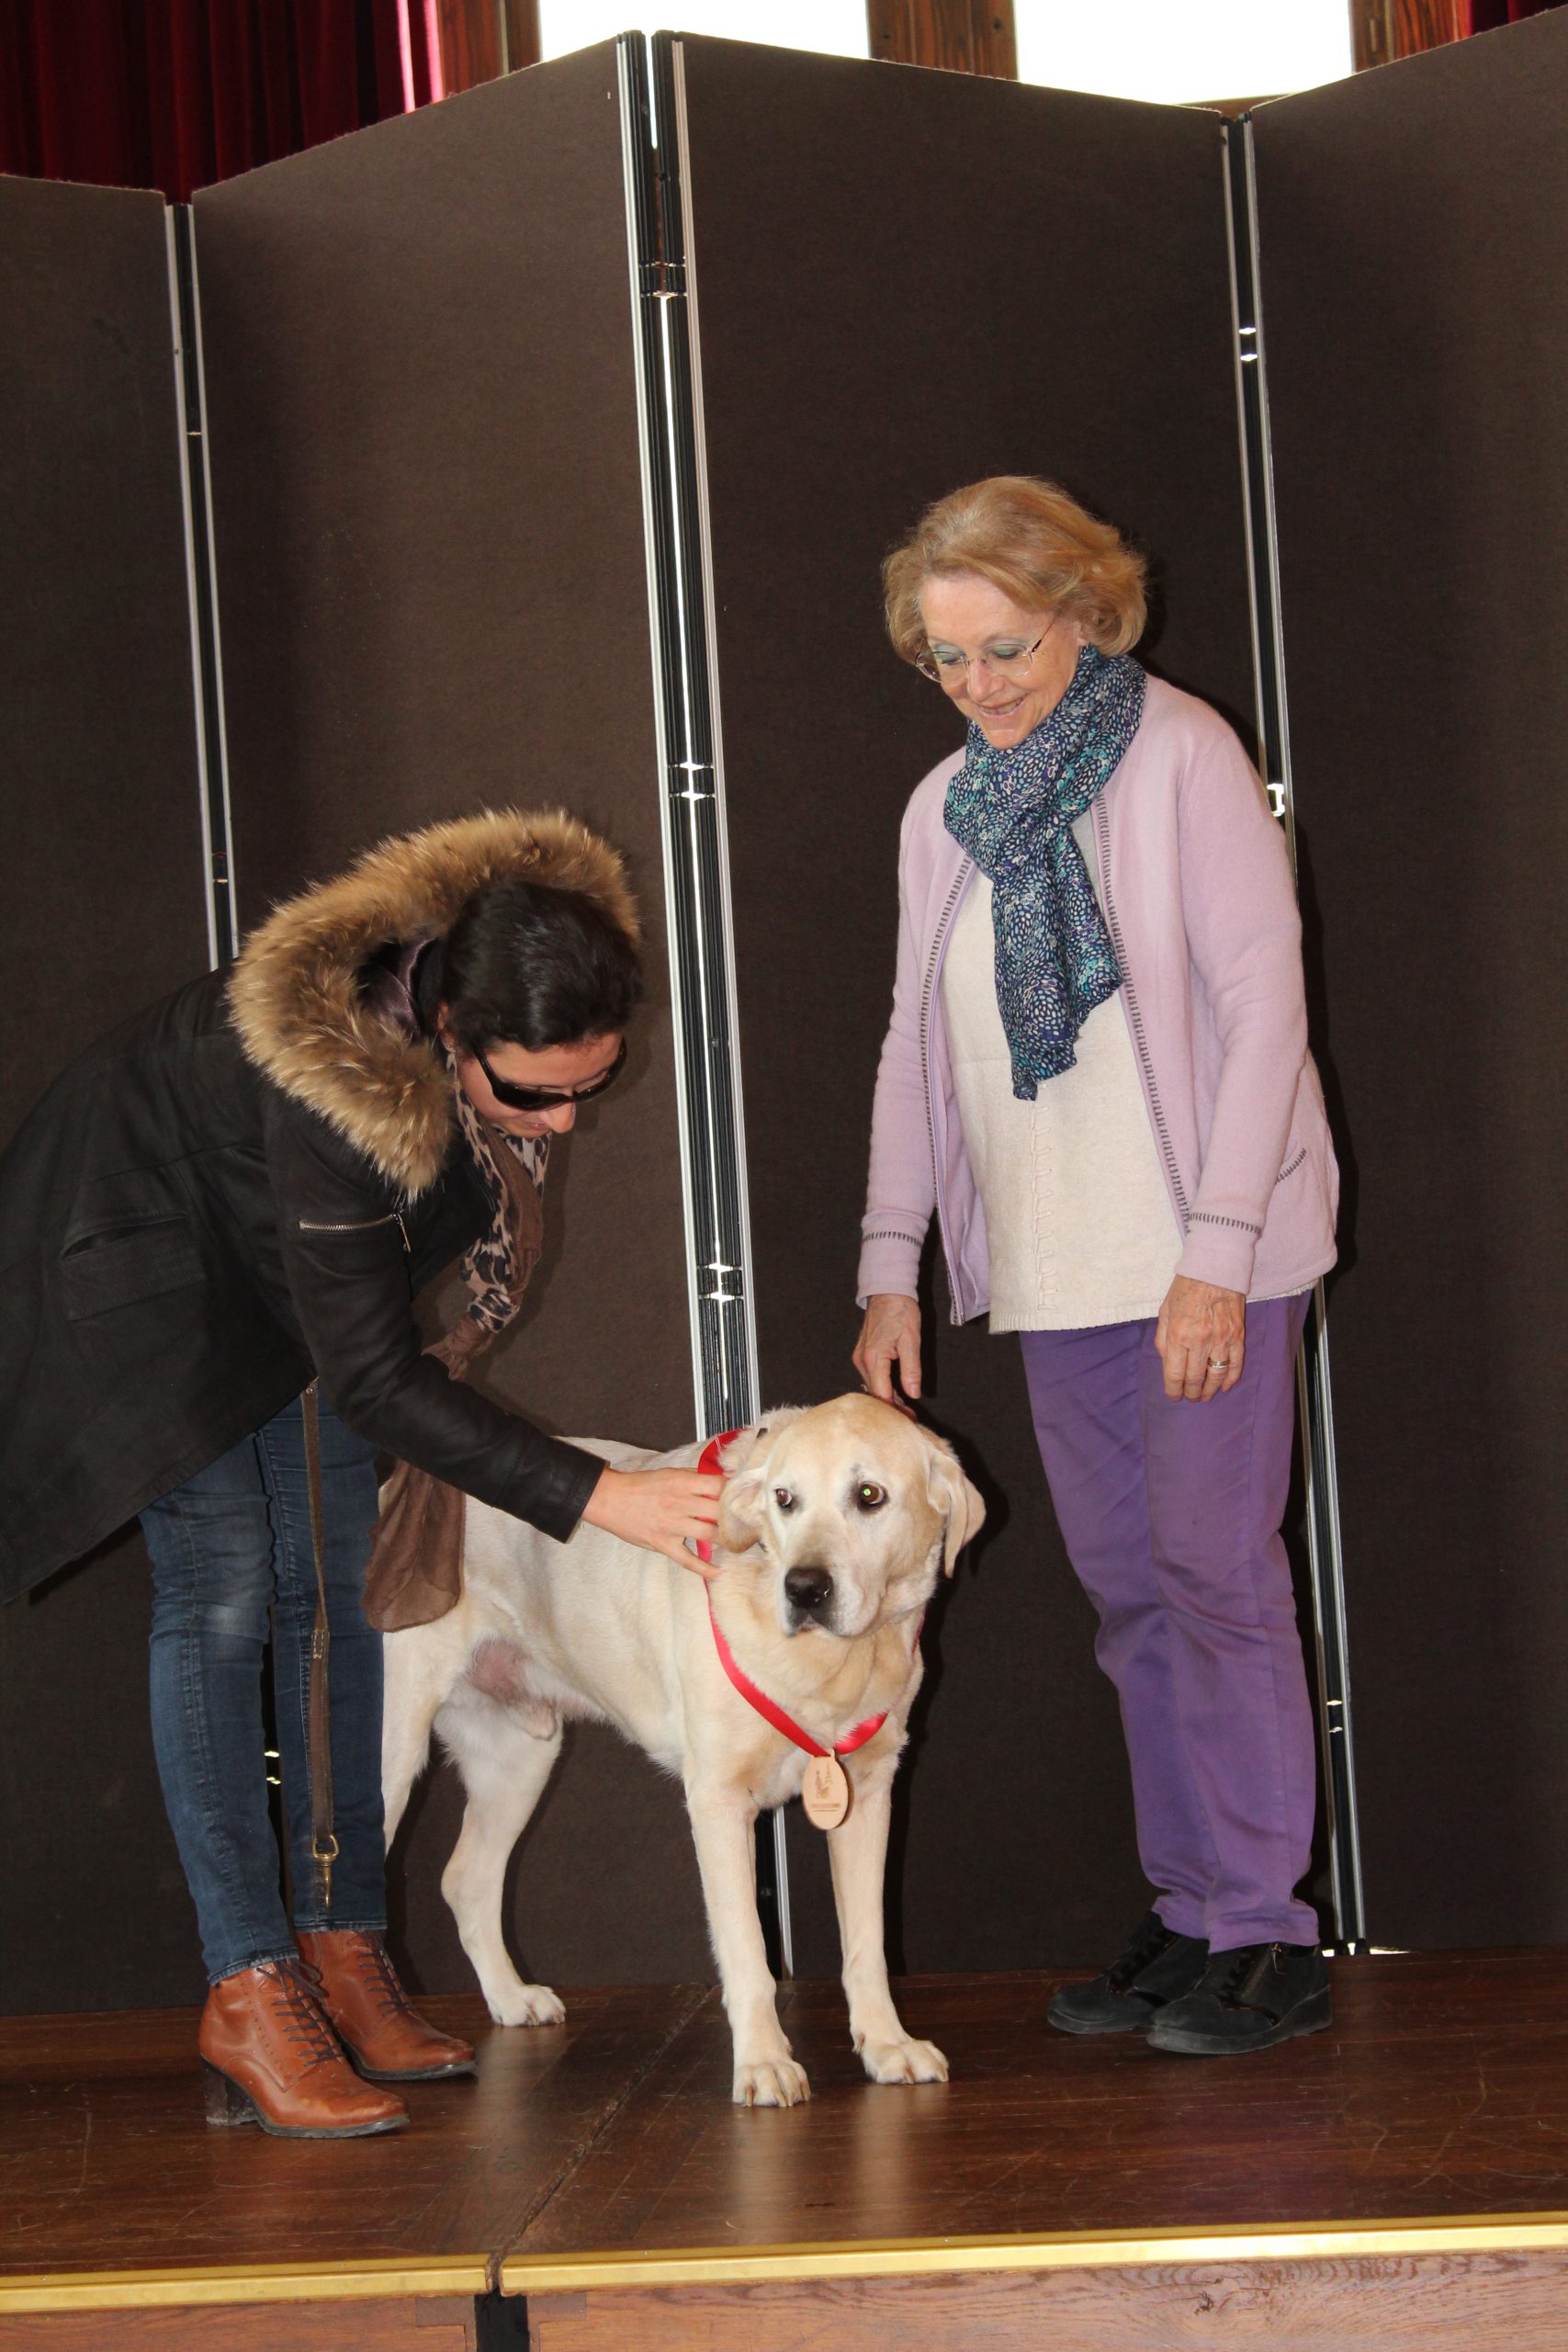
[0,0,437,202]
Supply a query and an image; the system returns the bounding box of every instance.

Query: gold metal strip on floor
[499,2210,1568,2294]
[0,2256,491,2316]
[9,2211,1568,2313]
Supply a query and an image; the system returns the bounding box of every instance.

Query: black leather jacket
[0,967,602,1603]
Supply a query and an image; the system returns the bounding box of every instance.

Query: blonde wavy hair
[883,476,1147,663]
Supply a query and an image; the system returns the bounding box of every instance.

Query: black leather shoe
[1048,1910,1210,2036]
[1147,1940,1331,2055]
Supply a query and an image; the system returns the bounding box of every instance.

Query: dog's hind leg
[829,1755,948,2086]
[381,1626,449,1849]
[434,1685,566,2028]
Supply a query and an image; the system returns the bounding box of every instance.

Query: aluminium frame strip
[617,32,791,1976]
[166,206,237,968]
[1224,115,1368,1951]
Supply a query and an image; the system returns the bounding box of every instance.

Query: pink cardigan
[857,676,1339,1323]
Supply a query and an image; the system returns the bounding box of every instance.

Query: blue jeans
[141,1392,387,1983]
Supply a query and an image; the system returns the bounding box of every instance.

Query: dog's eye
[773,1487,795,1512]
[855,1483,888,1511]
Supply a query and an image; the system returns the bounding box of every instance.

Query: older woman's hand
[853,1293,923,1404]
[1156,1277,1246,1402]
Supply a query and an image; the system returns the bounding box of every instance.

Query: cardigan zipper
[919,858,972,1320]
[299,1211,411,1255]
[1093,797,1190,1228]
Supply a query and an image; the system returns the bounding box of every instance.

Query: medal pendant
[802,1752,852,1830]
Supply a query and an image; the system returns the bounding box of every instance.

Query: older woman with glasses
[852,477,1339,2057]
[0,808,721,2136]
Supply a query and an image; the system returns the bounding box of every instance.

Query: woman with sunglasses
[853,479,1340,2058]
[0,808,720,2137]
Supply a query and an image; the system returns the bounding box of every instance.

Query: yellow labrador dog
[382,1393,984,2107]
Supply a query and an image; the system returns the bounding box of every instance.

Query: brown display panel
[672,40,1262,1971]
[0,178,213,2011]
[193,51,710,1989]
[0,180,209,1130]
[1252,13,1568,1945]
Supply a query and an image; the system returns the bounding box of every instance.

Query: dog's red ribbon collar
[695,1428,906,1763]
[693,1429,738,1571]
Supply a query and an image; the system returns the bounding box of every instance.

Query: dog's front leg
[829,1757,948,2086]
[684,1778,808,2109]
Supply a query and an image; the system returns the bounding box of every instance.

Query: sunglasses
[472,1036,627,1114]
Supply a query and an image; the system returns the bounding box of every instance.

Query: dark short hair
[429,877,643,1055]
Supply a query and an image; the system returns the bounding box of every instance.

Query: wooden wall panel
[193,48,711,1992]
[0,178,213,2012]
[1351,0,1467,72]
[867,0,1017,77]
[434,0,541,91]
[1252,10,1568,1945]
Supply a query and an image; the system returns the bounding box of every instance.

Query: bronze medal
[802,1752,851,1830]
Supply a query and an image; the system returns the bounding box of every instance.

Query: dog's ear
[716,1466,767,1555]
[925,1438,987,1577]
[713,1408,807,1553]
[714,1419,778,1555]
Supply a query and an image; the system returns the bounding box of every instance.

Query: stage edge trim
[0,2256,490,2316]
[500,2212,1568,2294]
[9,2213,1568,2313]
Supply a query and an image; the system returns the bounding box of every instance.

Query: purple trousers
[1019,1293,1318,1951]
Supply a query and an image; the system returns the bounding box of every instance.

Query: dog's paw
[860,2035,948,2086]
[486,1981,566,2029]
[733,2057,811,2108]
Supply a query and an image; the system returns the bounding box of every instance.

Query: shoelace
[271,1963,344,2064]
[1108,1918,1175,1992]
[350,1934,413,2025]
[1215,1944,1283,2009]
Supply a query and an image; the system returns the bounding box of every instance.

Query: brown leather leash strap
[300,1381,338,1911]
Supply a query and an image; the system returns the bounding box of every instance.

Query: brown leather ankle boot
[295,1929,477,2082]
[199,1960,408,2138]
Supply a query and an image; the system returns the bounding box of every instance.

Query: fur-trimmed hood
[228,808,641,1199]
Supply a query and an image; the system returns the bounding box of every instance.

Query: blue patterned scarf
[943,645,1145,1099]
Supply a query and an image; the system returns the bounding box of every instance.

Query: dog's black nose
[784,1565,834,1615]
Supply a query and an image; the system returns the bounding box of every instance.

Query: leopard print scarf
[363,1040,552,1631]
[438,1039,549,1356]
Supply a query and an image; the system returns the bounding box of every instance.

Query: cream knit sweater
[939,818,1181,1332]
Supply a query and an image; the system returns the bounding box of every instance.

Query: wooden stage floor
[5,1951,1568,2346]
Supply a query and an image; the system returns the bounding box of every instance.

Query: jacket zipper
[1093,797,1190,1229]
[919,859,972,1320]
[299,1211,411,1255]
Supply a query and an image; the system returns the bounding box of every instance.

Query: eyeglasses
[473,1036,627,1113]
[915,629,1048,685]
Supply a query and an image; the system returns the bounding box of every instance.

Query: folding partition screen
[192,45,714,1989]
[0,182,215,2009]
[1251,8,1568,1947]
[6,14,1567,2009]
[665,38,1261,1973]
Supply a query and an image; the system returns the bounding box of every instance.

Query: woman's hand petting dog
[579,1464,724,1573]
[853,1292,923,1404]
